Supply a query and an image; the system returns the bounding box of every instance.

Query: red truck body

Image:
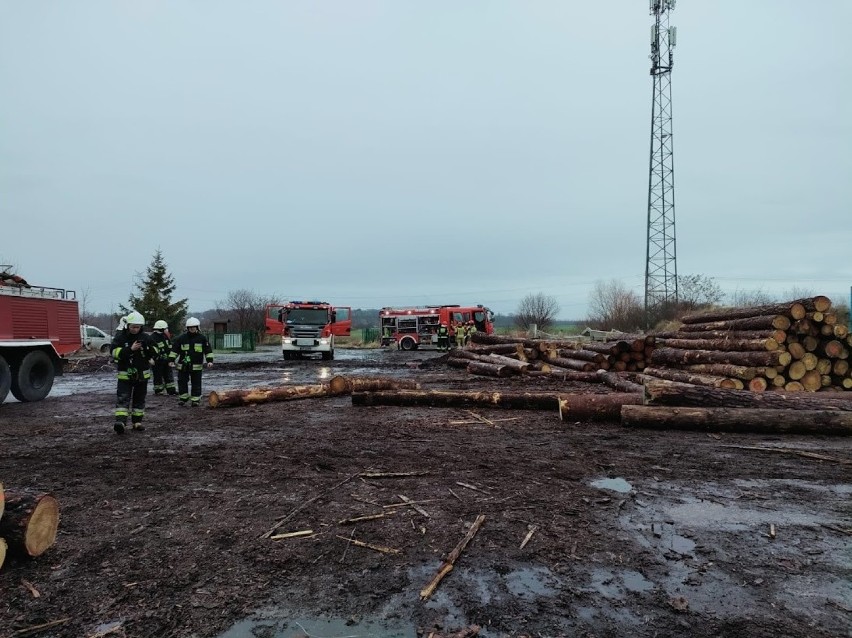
[379,304,494,350]
[0,281,82,403]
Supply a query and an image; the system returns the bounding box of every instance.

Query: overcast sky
[1,1,850,318]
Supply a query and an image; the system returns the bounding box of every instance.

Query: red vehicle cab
[379,304,494,350]
[265,301,351,360]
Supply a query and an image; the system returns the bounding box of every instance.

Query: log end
[208,391,221,408]
[25,495,60,557]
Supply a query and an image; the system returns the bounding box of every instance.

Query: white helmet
[153,320,168,330]
[125,311,145,326]
[186,317,201,328]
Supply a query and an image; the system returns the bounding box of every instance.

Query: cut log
[651,347,791,368]
[621,406,852,436]
[352,389,641,421]
[748,377,768,393]
[800,370,822,392]
[543,356,595,372]
[0,537,6,570]
[583,341,630,355]
[652,329,787,344]
[680,315,791,333]
[596,370,644,393]
[486,353,530,373]
[644,379,852,411]
[682,363,758,381]
[642,367,742,389]
[555,349,608,365]
[466,344,523,355]
[466,362,512,378]
[657,337,779,352]
[209,376,419,407]
[470,333,537,348]
[680,297,831,324]
[0,490,59,557]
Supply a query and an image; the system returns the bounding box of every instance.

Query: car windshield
[286,308,329,325]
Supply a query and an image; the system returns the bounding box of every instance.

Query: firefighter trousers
[178,368,203,405]
[437,336,449,350]
[116,378,148,425]
[152,361,177,395]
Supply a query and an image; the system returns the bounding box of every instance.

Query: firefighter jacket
[170,331,213,370]
[437,325,449,337]
[111,330,157,382]
[149,330,172,363]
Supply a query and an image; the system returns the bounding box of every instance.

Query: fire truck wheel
[0,355,11,403]
[399,337,416,351]
[10,350,55,403]
[322,350,334,361]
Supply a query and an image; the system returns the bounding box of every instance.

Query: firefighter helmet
[153,320,168,330]
[125,311,145,326]
[186,317,201,328]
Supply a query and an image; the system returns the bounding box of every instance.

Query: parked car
[81,325,112,353]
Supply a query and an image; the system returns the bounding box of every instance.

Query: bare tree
[216,290,282,336]
[587,279,644,331]
[677,274,724,312]
[514,293,560,331]
[728,288,777,307]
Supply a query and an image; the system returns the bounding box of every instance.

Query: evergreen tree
[121,249,188,332]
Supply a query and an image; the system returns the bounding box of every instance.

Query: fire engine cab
[265,301,351,360]
[379,304,494,350]
[0,271,82,403]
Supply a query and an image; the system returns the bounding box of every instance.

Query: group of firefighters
[110,313,213,434]
[436,320,477,351]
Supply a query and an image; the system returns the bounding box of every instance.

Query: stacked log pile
[0,483,60,570]
[456,332,655,379]
[647,296,850,393]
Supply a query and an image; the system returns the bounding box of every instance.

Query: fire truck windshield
[285,308,329,325]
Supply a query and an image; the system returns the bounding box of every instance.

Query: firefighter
[437,323,449,351]
[455,320,466,349]
[150,320,177,396]
[111,311,157,434]
[465,320,476,345]
[169,317,213,407]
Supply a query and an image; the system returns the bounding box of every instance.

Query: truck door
[265,304,286,335]
[331,307,352,337]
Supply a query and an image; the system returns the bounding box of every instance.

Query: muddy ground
[0,345,850,638]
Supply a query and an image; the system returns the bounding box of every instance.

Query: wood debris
[519,524,538,549]
[269,529,314,540]
[420,514,486,600]
[335,535,401,555]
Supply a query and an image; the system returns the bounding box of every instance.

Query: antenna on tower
[645,0,678,326]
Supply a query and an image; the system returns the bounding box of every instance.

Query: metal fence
[362,327,380,343]
[203,331,257,352]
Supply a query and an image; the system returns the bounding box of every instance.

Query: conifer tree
[121,250,188,332]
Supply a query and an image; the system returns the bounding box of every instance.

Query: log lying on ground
[0,537,6,570]
[466,344,522,355]
[596,370,644,393]
[652,329,788,343]
[651,347,791,368]
[642,367,742,389]
[486,353,530,373]
[209,376,419,408]
[543,356,595,372]
[469,333,537,348]
[621,405,852,436]
[0,490,59,557]
[680,297,832,324]
[352,390,641,421]
[466,362,512,378]
[644,379,852,412]
[681,363,758,381]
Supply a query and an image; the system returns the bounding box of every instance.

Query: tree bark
[542,356,595,372]
[680,315,792,332]
[0,537,6,571]
[621,405,852,435]
[466,344,522,355]
[470,333,537,348]
[0,490,59,557]
[651,347,791,368]
[644,378,852,411]
[209,376,419,407]
[651,329,787,344]
[352,389,641,420]
[596,370,644,393]
[466,362,512,378]
[657,337,780,352]
[681,363,758,381]
[680,297,831,324]
[554,349,607,364]
[642,366,742,389]
[486,353,530,373]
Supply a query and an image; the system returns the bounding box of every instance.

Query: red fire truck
[265,301,352,360]
[0,273,83,403]
[379,304,494,350]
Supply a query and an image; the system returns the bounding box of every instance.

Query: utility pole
[645,0,678,326]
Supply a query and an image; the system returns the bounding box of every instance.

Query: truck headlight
[319,338,329,345]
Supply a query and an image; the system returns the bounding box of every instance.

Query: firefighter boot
[132,422,145,431]
[114,421,126,434]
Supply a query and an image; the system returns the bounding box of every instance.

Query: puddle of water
[504,565,556,598]
[590,477,633,493]
[217,615,415,638]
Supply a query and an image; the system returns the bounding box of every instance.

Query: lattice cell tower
[645,0,678,321]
